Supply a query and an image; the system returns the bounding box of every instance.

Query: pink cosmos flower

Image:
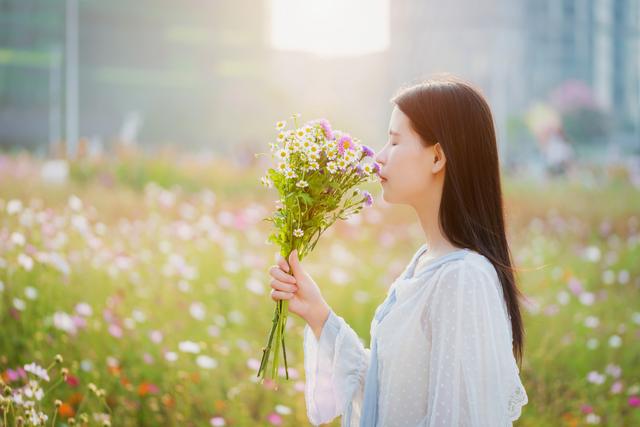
[108,323,123,338]
[580,404,593,414]
[266,412,282,426]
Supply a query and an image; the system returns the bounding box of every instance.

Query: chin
[381,191,396,204]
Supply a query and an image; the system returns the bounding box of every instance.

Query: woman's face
[374,105,444,206]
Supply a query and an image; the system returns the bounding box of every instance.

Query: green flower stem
[270,301,282,381]
[257,303,280,379]
[257,257,293,386]
[43,377,64,396]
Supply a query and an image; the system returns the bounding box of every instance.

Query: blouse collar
[391,243,471,302]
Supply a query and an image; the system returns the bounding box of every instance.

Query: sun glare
[269,0,390,58]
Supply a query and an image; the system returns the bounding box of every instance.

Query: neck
[413,190,459,258]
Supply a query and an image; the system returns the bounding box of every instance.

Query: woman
[268,75,529,426]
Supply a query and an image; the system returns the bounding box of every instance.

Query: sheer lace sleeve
[303,309,371,426]
[420,259,528,426]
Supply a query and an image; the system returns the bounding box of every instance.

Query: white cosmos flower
[7,199,23,215]
[24,363,50,382]
[13,297,26,311]
[608,334,622,348]
[18,254,34,271]
[68,195,83,211]
[178,340,201,354]
[189,302,206,320]
[11,232,25,246]
[24,286,37,300]
[196,355,218,369]
[275,404,292,415]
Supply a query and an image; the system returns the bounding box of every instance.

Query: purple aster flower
[361,145,375,158]
[372,162,381,175]
[362,190,373,207]
[355,165,364,176]
[337,134,354,155]
[318,119,333,140]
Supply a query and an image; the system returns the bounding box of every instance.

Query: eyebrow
[388,129,401,136]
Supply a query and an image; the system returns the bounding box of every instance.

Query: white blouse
[303,244,528,426]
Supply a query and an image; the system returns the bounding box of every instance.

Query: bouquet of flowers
[255,113,379,384]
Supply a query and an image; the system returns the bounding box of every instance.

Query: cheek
[388,156,427,191]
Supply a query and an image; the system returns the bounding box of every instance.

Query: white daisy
[276,149,289,160]
[293,228,304,237]
[344,151,356,163]
[289,140,301,152]
[296,180,309,188]
[327,161,338,174]
[284,169,298,179]
[276,121,286,130]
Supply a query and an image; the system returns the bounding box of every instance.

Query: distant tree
[549,79,612,145]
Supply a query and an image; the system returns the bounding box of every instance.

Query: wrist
[307,301,331,340]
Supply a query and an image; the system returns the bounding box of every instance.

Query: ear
[431,142,446,173]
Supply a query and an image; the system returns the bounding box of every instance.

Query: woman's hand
[269,249,330,336]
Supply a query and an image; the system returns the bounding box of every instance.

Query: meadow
[0,153,639,426]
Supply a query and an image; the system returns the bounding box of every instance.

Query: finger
[270,289,294,301]
[276,254,290,272]
[268,266,296,284]
[270,279,298,293]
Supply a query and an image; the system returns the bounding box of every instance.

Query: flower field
[0,154,639,426]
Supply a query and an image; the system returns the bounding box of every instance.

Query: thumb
[288,249,304,279]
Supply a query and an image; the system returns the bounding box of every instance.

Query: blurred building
[0,0,271,153]
[0,0,638,155]
[389,0,640,159]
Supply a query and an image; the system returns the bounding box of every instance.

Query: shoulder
[441,250,497,279]
[434,250,500,295]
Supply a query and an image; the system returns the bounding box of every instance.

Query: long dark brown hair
[391,74,525,366]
